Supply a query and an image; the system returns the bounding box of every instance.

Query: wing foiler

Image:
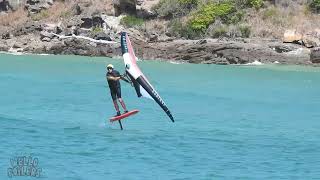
[120,32,174,122]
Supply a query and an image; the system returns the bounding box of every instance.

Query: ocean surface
[1,53,320,180]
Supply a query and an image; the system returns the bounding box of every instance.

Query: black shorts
[110,87,121,101]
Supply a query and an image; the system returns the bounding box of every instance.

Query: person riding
[106,64,128,116]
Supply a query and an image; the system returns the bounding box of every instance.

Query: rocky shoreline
[1,0,320,66]
[0,30,318,66]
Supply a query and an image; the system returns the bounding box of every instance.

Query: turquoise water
[1,53,320,179]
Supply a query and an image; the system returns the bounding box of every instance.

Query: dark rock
[165,32,172,37]
[80,16,93,28]
[137,8,157,19]
[40,31,54,40]
[13,22,42,36]
[93,32,112,41]
[2,32,11,39]
[148,33,158,42]
[196,39,207,45]
[0,0,13,12]
[269,44,296,53]
[311,47,320,63]
[71,4,82,15]
[25,0,53,14]
[64,28,74,36]
[54,26,63,34]
[137,0,144,6]
[26,0,40,6]
[113,0,137,16]
[92,15,104,28]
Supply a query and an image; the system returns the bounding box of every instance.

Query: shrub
[178,0,198,6]
[168,19,202,39]
[248,0,264,9]
[262,7,278,20]
[189,2,235,32]
[212,26,228,38]
[60,10,71,18]
[152,0,197,18]
[309,0,320,13]
[120,15,144,28]
[92,27,103,33]
[30,10,49,21]
[239,24,251,38]
[168,19,184,37]
[224,10,244,24]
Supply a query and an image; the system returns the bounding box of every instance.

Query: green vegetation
[309,0,320,13]
[189,2,235,32]
[150,0,317,39]
[30,10,49,21]
[60,10,71,18]
[92,27,103,33]
[248,0,264,9]
[211,26,228,38]
[262,7,278,20]
[239,24,251,38]
[178,0,198,6]
[168,19,200,39]
[152,0,197,18]
[120,15,144,28]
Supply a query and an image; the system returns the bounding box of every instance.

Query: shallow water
[1,53,320,179]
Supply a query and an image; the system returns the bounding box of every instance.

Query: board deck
[109,110,139,122]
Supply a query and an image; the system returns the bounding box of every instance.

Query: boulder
[13,22,43,36]
[80,16,93,28]
[136,7,157,19]
[64,16,83,28]
[136,0,144,6]
[101,15,123,32]
[77,28,91,36]
[302,30,320,48]
[40,31,54,40]
[148,32,158,42]
[25,0,53,14]
[13,42,23,49]
[93,32,112,41]
[1,32,11,39]
[0,0,12,12]
[41,37,51,42]
[283,29,302,43]
[64,28,74,36]
[92,15,104,28]
[311,47,320,63]
[42,23,62,34]
[113,0,137,16]
[303,36,318,48]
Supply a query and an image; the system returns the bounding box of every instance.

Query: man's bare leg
[118,98,128,112]
[113,100,121,116]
